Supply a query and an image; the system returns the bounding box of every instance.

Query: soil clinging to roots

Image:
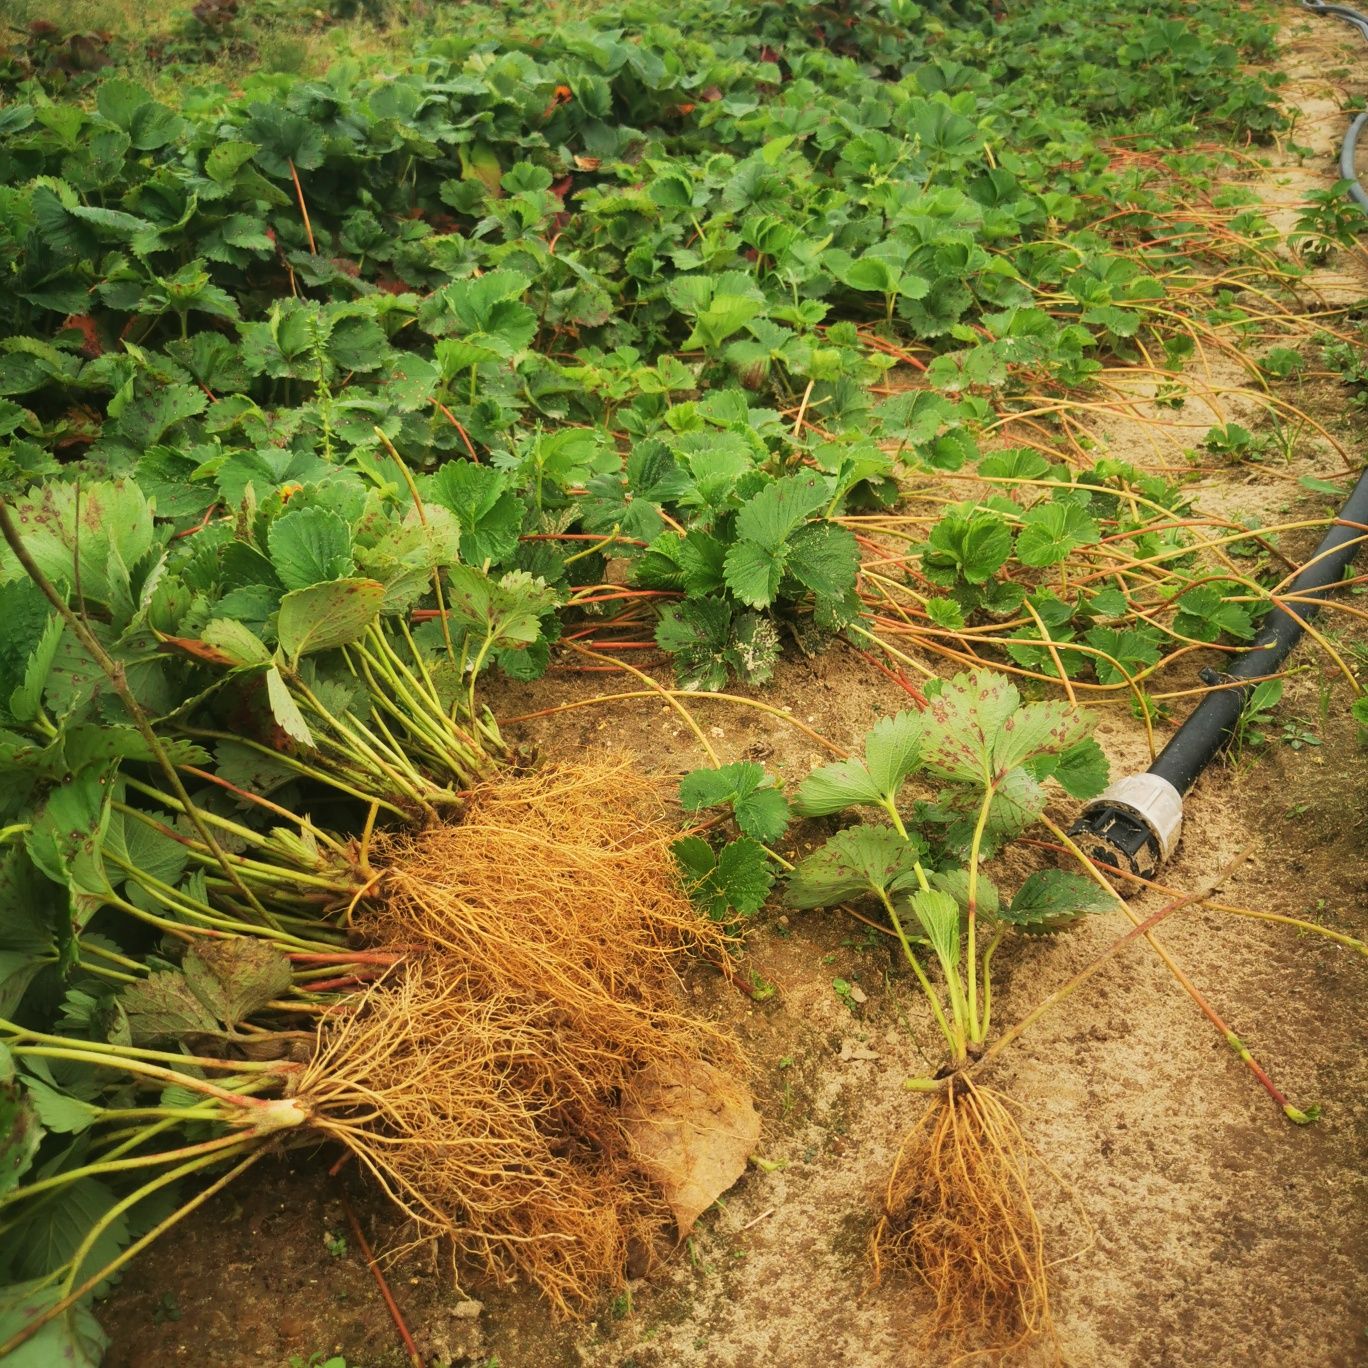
[873,1076,1053,1359]
[296,763,736,1315]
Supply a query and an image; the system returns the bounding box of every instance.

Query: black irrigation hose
[1071,473,1368,879]
[1303,0,1368,208]
[1146,467,1368,796]
[1068,4,1368,881]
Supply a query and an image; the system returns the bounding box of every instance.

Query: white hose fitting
[1094,774,1184,863]
[1071,773,1184,885]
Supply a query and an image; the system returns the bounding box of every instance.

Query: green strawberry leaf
[264,666,314,747]
[1173,584,1255,643]
[923,511,1013,586]
[1035,736,1110,799]
[679,762,789,843]
[928,867,1000,919]
[672,835,773,919]
[425,463,524,568]
[734,474,830,553]
[1002,869,1112,934]
[792,757,884,816]
[906,888,960,970]
[444,566,558,650]
[1015,501,1098,568]
[722,536,787,608]
[266,507,355,591]
[863,711,926,800]
[785,522,860,599]
[785,824,927,909]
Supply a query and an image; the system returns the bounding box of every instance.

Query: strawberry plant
[0,0,1302,700]
[673,761,788,921]
[786,670,1110,1063]
[776,671,1112,1343]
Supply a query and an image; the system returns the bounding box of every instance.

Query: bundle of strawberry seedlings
[0,471,740,1359]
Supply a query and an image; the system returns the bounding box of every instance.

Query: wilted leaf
[120,971,219,1043]
[182,938,292,1029]
[622,1059,760,1237]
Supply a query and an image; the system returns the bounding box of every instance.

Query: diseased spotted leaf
[0,481,155,608]
[277,578,385,663]
[991,699,1092,773]
[0,1278,108,1368]
[0,1043,43,1198]
[182,939,293,1029]
[785,825,927,909]
[25,771,113,901]
[1002,869,1112,934]
[920,669,1019,780]
[120,972,219,1043]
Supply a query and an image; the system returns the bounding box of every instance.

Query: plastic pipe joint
[1070,773,1183,884]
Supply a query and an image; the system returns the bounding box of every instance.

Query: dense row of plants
[0,0,1326,703]
[0,0,1358,1361]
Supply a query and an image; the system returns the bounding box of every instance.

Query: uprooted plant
[782,668,1114,1350]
